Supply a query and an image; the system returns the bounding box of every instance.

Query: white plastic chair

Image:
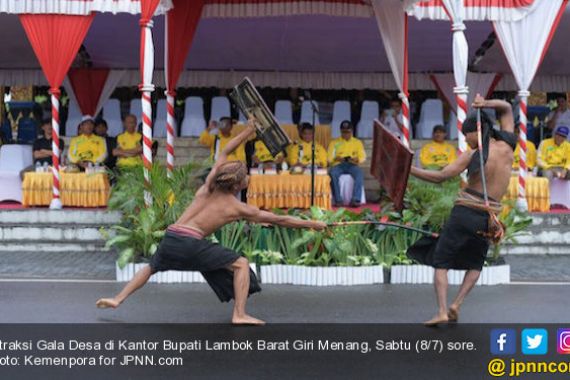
[331,101,351,139]
[238,110,247,124]
[275,100,294,125]
[447,112,458,140]
[339,174,366,206]
[550,178,570,209]
[102,99,123,137]
[153,99,172,138]
[300,100,321,125]
[129,98,142,122]
[416,99,444,139]
[0,145,33,202]
[180,97,206,137]
[356,101,379,139]
[210,96,231,122]
[65,100,82,137]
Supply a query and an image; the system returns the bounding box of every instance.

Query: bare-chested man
[407,94,516,326]
[96,119,326,325]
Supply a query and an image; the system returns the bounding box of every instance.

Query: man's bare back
[465,139,514,200]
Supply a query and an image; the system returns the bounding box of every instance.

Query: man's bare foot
[448,305,460,322]
[232,314,266,325]
[423,312,449,326]
[96,298,120,309]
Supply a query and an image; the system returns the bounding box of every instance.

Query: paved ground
[0,281,567,323]
[0,251,569,281]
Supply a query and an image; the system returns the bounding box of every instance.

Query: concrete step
[0,210,121,226]
[0,242,108,253]
[0,226,107,242]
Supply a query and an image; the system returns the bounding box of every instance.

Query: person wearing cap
[68,116,107,169]
[537,125,570,180]
[327,120,366,207]
[512,125,537,173]
[199,117,246,163]
[419,125,457,170]
[113,114,143,169]
[287,123,327,168]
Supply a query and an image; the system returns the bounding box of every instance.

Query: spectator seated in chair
[419,125,457,171]
[252,139,285,172]
[286,123,327,171]
[538,125,570,180]
[113,114,143,170]
[20,119,65,179]
[380,98,404,140]
[95,119,117,170]
[199,117,246,164]
[327,120,366,207]
[67,116,107,170]
[512,124,537,175]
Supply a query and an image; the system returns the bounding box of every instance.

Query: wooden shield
[370,120,414,211]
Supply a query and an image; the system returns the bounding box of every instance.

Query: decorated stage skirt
[247,174,331,210]
[504,176,550,212]
[22,172,110,207]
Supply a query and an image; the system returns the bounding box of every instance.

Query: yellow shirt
[68,134,107,164]
[512,140,537,170]
[327,137,366,167]
[199,130,246,163]
[419,141,457,169]
[254,140,283,163]
[287,140,327,168]
[538,138,570,170]
[116,131,143,167]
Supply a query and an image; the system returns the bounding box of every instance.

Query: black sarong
[407,203,490,271]
[149,231,261,302]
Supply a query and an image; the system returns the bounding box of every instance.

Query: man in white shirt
[547,96,570,135]
[380,99,404,140]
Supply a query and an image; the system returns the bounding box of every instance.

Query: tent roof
[0,8,568,78]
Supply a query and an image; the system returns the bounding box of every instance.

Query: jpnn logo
[491,329,516,355]
[522,329,548,355]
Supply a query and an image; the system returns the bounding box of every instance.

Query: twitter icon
[522,329,548,355]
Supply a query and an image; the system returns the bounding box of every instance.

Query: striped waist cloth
[167,224,205,240]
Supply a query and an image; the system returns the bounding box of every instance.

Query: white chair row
[0,145,33,203]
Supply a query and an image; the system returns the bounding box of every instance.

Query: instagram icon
[557,329,570,354]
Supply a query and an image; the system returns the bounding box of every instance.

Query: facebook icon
[491,329,516,355]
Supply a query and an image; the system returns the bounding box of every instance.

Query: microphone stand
[304,91,319,207]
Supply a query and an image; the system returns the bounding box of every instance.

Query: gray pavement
[0,281,567,323]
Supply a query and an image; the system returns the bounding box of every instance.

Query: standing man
[419,125,457,170]
[199,117,246,164]
[380,98,404,139]
[537,125,570,180]
[407,95,516,326]
[67,117,107,170]
[113,114,143,169]
[328,120,366,207]
[96,119,326,325]
[547,95,570,133]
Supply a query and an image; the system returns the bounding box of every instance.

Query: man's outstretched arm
[410,150,472,183]
[239,204,327,230]
[472,93,514,133]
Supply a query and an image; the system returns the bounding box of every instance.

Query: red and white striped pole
[49,87,63,209]
[140,17,155,207]
[517,90,530,210]
[165,90,176,177]
[399,92,411,148]
[455,86,469,154]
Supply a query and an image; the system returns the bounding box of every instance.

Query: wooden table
[247,173,331,210]
[22,171,110,207]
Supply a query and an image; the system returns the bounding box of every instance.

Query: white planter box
[389,264,510,286]
[259,265,384,286]
[116,262,257,283]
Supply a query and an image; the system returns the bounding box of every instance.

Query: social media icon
[557,329,570,354]
[522,329,548,355]
[491,329,516,355]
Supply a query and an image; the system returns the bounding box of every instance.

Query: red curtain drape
[19,14,95,90]
[166,0,205,90]
[68,68,109,117]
